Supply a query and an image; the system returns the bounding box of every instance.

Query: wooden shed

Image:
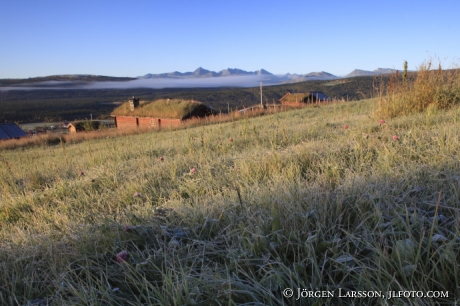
[67,121,101,133]
[111,98,216,129]
[280,91,331,106]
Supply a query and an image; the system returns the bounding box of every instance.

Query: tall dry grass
[378,60,460,118]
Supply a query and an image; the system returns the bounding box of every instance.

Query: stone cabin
[111,98,216,129]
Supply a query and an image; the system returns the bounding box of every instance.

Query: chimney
[129,96,139,111]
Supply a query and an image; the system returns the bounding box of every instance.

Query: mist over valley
[0,67,398,91]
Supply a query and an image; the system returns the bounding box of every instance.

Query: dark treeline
[0,75,397,123]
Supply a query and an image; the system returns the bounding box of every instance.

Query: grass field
[1,93,460,305]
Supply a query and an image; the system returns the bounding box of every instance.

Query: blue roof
[0,123,27,140]
[309,91,330,101]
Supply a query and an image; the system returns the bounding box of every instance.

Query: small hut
[111,98,216,129]
[280,91,330,106]
[67,121,101,133]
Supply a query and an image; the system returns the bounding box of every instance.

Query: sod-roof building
[111,97,215,129]
[279,91,331,106]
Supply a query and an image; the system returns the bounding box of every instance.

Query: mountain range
[345,68,399,78]
[0,67,401,90]
[140,67,400,83]
[141,67,272,79]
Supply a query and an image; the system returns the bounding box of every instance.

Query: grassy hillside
[1,96,459,304]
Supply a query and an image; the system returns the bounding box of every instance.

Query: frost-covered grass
[1,98,460,305]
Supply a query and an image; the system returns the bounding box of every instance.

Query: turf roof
[111,99,212,119]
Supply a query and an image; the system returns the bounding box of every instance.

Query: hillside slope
[1,99,459,304]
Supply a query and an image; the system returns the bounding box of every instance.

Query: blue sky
[1,0,459,78]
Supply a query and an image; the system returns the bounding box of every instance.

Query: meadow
[1,65,460,305]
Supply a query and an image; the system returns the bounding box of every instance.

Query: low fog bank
[0,75,279,91]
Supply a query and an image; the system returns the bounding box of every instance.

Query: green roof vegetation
[280,93,309,102]
[111,99,211,119]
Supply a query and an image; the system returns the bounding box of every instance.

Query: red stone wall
[114,116,182,129]
[115,116,137,128]
[137,117,154,128]
[159,118,182,128]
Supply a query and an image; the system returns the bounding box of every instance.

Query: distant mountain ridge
[280,71,338,83]
[345,68,400,78]
[141,67,275,79]
[0,74,136,86]
[1,67,405,89]
[140,67,341,85]
[141,67,403,82]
